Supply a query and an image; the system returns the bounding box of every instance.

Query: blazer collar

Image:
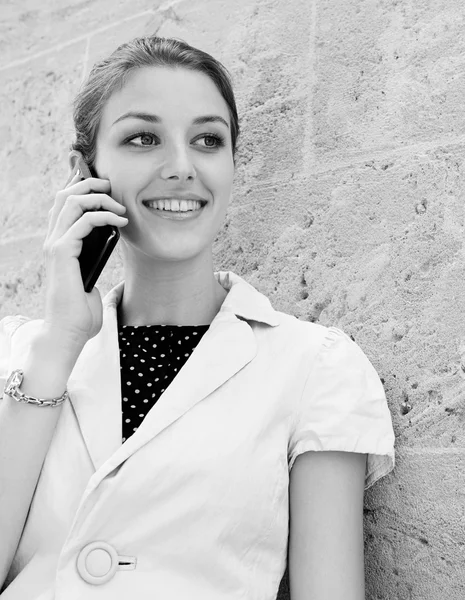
[67,271,279,477]
[102,271,280,327]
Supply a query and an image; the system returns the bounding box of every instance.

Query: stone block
[0,41,86,243]
[0,0,158,65]
[365,448,465,599]
[0,235,46,318]
[312,0,465,161]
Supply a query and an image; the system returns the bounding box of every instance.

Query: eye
[125,132,159,147]
[193,134,225,149]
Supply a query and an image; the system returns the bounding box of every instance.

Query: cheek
[108,165,150,205]
[204,158,235,195]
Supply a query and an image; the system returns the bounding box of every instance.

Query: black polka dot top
[118,323,210,443]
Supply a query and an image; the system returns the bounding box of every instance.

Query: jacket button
[76,541,118,585]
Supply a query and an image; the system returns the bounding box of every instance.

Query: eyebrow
[112,112,229,128]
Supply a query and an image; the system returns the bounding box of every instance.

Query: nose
[159,144,196,182]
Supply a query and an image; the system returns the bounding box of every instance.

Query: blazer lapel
[92,308,258,482]
[66,272,274,479]
[67,298,122,472]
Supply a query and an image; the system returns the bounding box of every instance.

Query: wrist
[37,322,88,360]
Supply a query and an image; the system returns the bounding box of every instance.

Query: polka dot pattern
[118,323,209,443]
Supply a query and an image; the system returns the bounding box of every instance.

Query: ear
[68,149,82,172]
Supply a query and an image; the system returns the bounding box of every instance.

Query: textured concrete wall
[1,1,465,598]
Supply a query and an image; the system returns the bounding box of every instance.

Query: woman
[0,36,395,599]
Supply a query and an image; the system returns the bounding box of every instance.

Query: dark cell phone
[66,151,120,293]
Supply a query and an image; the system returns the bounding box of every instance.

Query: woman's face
[94,66,235,264]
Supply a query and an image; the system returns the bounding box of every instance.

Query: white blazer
[0,271,395,599]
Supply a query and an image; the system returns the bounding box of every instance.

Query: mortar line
[398,447,465,456]
[310,135,465,175]
[0,10,155,73]
[80,35,91,85]
[0,231,48,246]
[236,133,465,193]
[303,0,318,171]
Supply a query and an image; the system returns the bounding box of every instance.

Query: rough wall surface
[1,1,465,598]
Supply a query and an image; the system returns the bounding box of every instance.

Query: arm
[0,325,85,591]
[289,450,367,600]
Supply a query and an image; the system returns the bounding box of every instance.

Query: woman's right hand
[42,172,128,349]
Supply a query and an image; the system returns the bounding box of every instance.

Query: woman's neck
[117,253,228,327]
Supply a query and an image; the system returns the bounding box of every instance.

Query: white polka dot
[143,399,149,403]
[122,437,126,442]
[123,397,128,402]
[145,337,149,341]
[161,337,165,341]
[150,367,154,371]
[133,427,138,432]
[147,382,152,387]
[135,389,140,394]
[160,354,165,358]
[138,373,143,377]
[130,366,134,370]
[139,414,144,418]
[130,405,135,408]
[155,378,159,382]
[125,418,131,423]
[193,331,198,335]
[127,381,132,386]
[141,359,145,363]
[152,344,157,348]
[185,336,190,340]
[184,353,189,357]
[123,354,126,358]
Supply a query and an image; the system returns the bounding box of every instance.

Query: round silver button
[76,541,118,585]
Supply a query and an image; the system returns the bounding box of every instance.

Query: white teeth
[146,199,203,211]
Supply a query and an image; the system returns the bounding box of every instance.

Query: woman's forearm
[0,326,84,590]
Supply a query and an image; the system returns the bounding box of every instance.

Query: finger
[51,194,127,241]
[64,170,82,189]
[59,211,128,252]
[64,177,111,196]
[49,178,112,232]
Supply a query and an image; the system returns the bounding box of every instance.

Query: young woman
[0,36,395,600]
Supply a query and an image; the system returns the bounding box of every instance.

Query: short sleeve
[288,327,395,490]
[0,315,31,394]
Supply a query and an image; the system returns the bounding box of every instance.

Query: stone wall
[1,1,465,598]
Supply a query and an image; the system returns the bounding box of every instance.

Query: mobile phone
[66,151,120,293]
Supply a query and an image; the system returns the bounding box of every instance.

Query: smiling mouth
[143,199,207,212]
